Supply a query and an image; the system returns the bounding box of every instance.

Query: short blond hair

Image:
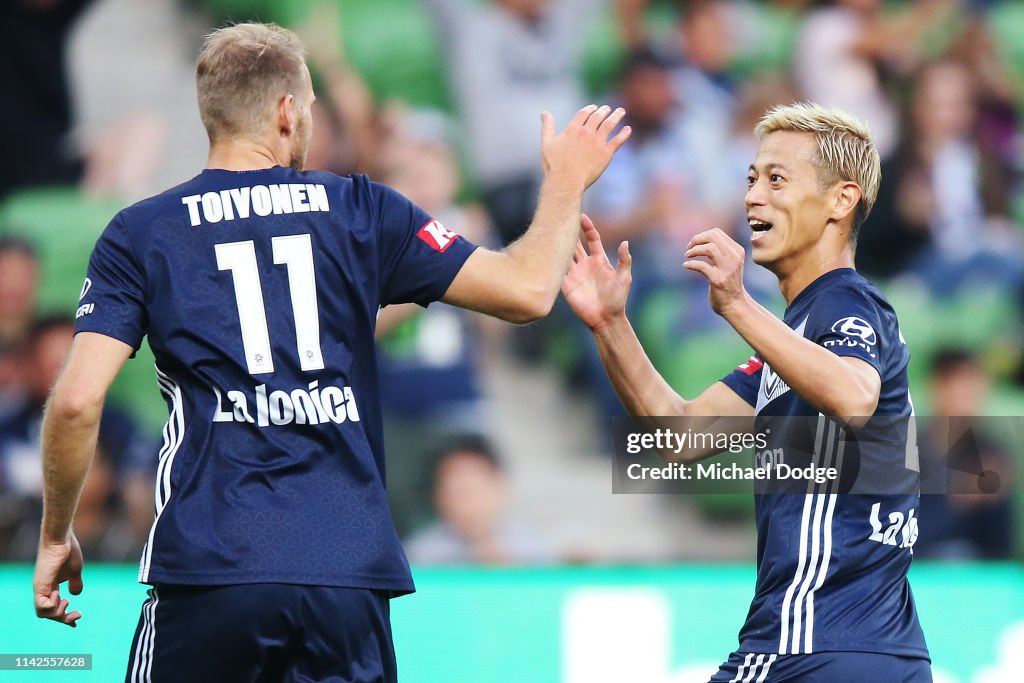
[196,23,307,143]
[755,102,880,238]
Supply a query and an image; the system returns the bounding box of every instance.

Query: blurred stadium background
[1,0,1022,681]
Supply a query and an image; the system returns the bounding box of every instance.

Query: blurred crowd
[0,0,1021,564]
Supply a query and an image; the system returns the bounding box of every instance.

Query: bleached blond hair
[755,102,880,238]
[196,23,307,143]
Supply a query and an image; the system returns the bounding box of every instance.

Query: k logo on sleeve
[416,220,458,253]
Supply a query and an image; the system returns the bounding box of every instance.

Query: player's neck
[207,138,288,172]
[775,247,856,305]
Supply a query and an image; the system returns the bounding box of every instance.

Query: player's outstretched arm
[442,105,631,323]
[564,216,753,462]
[34,332,133,628]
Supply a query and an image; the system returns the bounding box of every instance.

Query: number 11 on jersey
[215,234,325,375]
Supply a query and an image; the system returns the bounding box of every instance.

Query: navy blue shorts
[708,650,932,683]
[124,583,397,683]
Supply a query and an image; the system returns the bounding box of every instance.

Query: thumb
[68,572,83,596]
[540,111,555,146]
[617,241,632,272]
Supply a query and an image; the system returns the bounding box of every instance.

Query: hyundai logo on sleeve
[831,316,876,345]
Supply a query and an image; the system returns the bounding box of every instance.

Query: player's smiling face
[745,131,833,273]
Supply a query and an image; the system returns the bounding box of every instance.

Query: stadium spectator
[0,317,156,561]
[670,0,743,223]
[946,5,1021,161]
[421,0,609,244]
[298,0,382,177]
[620,0,741,225]
[0,0,96,198]
[586,48,692,252]
[793,0,955,160]
[79,111,169,200]
[404,435,555,565]
[860,59,1022,290]
[0,238,39,415]
[0,238,37,350]
[375,108,495,535]
[916,348,1016,560]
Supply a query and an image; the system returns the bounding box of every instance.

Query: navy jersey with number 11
[76,166,477,594]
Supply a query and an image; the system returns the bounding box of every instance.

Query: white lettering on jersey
[76,277,95,318]
[868,502,918,550]
[211,380,360,427]
[182,184,331,227]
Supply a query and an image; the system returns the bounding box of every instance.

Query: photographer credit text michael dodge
[624,428,838,485]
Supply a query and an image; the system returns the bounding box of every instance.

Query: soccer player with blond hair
[564,102,931,681]
[32,21,630,682]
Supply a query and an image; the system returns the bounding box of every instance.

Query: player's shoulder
[295,168,359,190]
[809,269,902,344]
[111,174,213,233]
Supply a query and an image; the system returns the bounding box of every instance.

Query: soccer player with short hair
[563,102,931,682]
[32,22,630,682]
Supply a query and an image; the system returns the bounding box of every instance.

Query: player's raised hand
[562,214,633,331]
[541,105,631,189]
[684,228,749,317]
[33,532,84,628]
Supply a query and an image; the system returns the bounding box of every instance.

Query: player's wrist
[717,289,756,323]
[38,531,71,549]
[39,517,74,547]
[540,167,587,196]
[590,311,629,336]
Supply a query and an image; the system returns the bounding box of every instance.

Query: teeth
[748,219,771,231]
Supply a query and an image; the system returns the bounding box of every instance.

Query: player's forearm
[39,389,103,545]
[593,315,687,418]
[593,318,740,464]
[501,173,586,319]
[722,294,878,420]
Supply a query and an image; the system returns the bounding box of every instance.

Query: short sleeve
[74,214,148,351]
[808,287,884,375]
[720,355,763,408]
[371,181,478,307]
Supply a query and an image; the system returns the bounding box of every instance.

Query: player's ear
[278,94,296,137]
[828,181,862,225]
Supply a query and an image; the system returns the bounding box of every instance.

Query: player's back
[76,166,476,591]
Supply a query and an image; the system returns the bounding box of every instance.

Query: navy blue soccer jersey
[75,166,477,593]
[719,268,929,660]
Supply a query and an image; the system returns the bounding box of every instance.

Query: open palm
[562,215,633,331]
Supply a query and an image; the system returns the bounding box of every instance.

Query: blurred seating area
[1,0,1022,562]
